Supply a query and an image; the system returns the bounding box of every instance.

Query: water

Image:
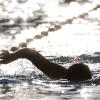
[0,0,100,99]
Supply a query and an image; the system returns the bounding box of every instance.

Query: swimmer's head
[67,63,92,81]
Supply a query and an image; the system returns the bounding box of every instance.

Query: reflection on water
[0,0,100,100]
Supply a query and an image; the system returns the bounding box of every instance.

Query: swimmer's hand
[0,50,11,64]
[0,48,31,64]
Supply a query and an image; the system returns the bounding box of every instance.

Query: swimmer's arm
[0,48,67,80]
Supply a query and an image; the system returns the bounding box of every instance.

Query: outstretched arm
[0,48,67,80]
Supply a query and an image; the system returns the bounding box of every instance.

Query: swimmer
[0,48,91,81]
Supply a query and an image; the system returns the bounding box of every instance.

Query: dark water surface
[0,0,100,99]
